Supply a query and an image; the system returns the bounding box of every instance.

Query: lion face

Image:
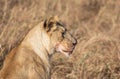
[43,16,77,57]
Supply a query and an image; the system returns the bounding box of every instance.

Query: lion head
[43,16,77,57]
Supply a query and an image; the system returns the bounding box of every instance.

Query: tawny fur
[0,16,76,79]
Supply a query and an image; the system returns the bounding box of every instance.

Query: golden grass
[0,0,120,79]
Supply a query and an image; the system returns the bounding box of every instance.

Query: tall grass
[0,0,120,79]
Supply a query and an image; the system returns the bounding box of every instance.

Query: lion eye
[62,31,66,37]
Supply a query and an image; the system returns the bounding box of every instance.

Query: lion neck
[21,22,52,70]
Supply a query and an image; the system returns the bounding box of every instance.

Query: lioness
[0,16,76,79]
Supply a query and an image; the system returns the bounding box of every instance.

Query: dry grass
[0,0,120,79]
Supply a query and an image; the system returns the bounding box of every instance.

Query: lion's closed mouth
[63,50,73,53]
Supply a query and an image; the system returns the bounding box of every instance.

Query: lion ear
[44,16,59,32]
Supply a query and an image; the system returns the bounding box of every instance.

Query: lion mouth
[55,43,75,57]
[57,48,74,57]
[63,49,72,52]
[62,50,73,54]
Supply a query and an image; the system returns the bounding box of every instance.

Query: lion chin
[0,16,76,79]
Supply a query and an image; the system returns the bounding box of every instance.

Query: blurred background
[0,0,120,79]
